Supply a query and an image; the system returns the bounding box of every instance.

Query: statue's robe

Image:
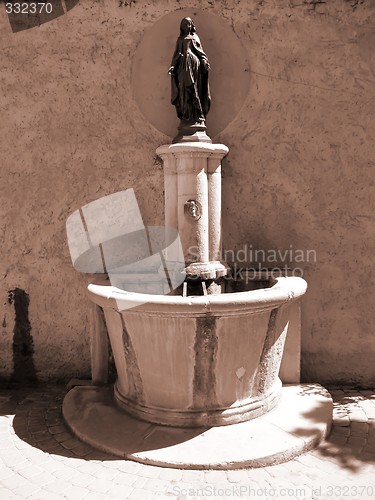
[170,33,211,122]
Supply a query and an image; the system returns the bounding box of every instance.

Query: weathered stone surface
[0,0,374,383]
[157,142,229,280]
[87,276,306,426]
[62,383,332,469]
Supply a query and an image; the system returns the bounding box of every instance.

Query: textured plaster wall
[0,0,374,384]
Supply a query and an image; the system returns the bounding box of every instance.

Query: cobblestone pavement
[0,385,374,500]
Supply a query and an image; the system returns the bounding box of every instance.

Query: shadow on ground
[3,383,205,462]
[2,383,375,470]
[1,384,116,461]
[283,384,375,472]
[319,388,375,472]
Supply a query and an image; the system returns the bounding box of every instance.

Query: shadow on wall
[3,0,79,32]
[7,289,37,384]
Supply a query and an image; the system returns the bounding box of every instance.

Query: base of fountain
[62,383,332,469]
[114,379,281,427]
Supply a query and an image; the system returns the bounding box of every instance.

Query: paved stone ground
[0,385,374,500]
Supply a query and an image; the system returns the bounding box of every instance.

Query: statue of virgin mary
[169,17,211,142]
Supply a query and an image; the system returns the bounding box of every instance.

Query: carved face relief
[184,200,202,220]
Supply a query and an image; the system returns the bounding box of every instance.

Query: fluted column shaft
[157,142,228,280]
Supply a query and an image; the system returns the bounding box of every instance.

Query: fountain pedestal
[157,143,229,280]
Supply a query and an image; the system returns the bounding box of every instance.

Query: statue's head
[180,17,195,36]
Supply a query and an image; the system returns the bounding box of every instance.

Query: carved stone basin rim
[87,276,307,316]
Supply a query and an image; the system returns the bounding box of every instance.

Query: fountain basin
[87,276,307,427]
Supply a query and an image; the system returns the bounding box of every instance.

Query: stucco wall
[0,0,374,384]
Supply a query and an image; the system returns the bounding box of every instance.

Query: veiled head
[180,17,195,36]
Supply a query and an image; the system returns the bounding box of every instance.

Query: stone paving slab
[0,384,374,499]
[62,384,332,469]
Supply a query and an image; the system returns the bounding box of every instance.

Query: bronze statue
[169,17,212,143]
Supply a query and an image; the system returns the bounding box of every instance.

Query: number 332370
[6,3,53,14]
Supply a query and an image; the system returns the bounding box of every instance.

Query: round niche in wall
[132,9,251,140]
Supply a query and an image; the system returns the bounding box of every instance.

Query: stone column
[162,153,178,233]
[208,154,223,263]
[156,143,229,281]
[161,153,178,266]
[177,154,209,266]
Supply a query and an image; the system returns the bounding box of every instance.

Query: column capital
[156,143,229,160]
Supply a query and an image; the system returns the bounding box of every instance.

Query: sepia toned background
[0,0,374,385]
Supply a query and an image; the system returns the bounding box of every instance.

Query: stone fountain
[63,16,332,469]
